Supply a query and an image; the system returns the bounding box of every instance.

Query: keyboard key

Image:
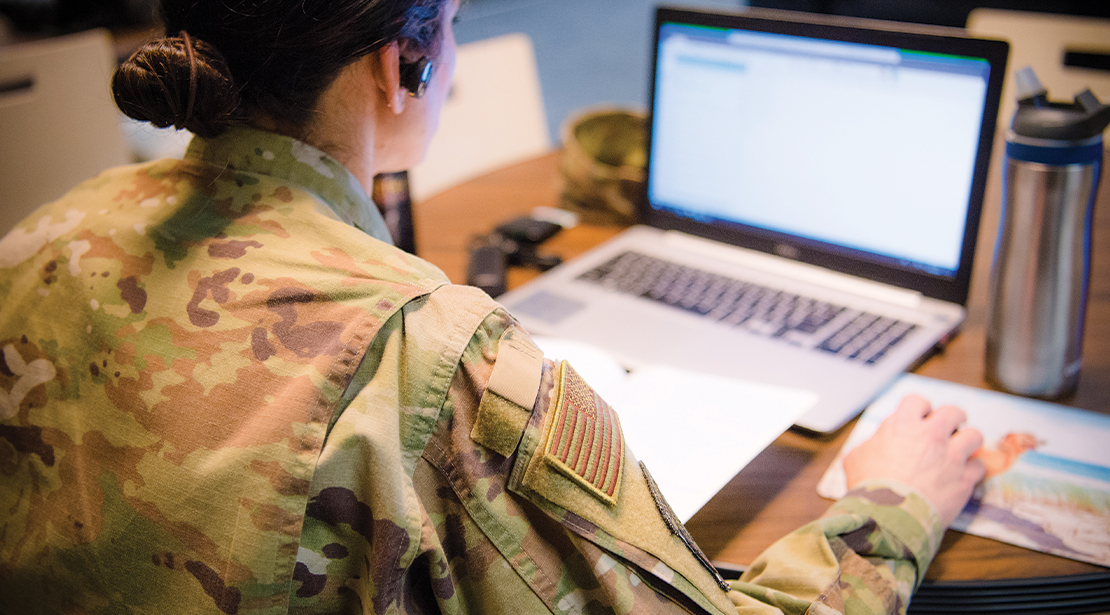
[576,251,915,365]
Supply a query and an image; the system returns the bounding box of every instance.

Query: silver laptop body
[499,7,1009,433]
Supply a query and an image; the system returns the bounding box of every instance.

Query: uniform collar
[185,126,395,245]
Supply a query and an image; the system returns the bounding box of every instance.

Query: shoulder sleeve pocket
[470,330,544,457]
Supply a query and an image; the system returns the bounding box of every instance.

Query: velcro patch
[485,335,544,409]
[471,332,545,457]
[542,361,624,505]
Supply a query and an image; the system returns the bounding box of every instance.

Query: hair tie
[179,30,198,127]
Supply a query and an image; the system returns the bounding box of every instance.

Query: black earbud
[399,57,433,99]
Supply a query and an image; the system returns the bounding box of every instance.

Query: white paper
[535,337,818,521]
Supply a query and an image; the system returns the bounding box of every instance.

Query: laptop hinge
[663,231,924,309]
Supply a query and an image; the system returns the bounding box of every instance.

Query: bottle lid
[1011,67,1110,141]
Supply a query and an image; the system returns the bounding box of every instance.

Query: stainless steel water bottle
[986,68,1110,398]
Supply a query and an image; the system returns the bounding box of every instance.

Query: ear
[371,41,406,114]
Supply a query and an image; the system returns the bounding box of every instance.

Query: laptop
[498,7,1009,434]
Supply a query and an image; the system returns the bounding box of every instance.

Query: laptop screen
[645,8,1008,304]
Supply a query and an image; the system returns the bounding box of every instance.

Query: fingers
[964,455,987,484]
[893,394,932,421]
[853,395,987,526]
[888,397,977,452]
[951,426,984,460]
[929,404,968,434]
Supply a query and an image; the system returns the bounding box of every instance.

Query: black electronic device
[399,57,433,98]
[465,216,567,297]
[492,217,564,270]
[467,239,508,298]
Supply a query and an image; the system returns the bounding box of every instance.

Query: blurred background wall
[2,0,1108,142]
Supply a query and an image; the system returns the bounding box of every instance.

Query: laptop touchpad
[507,290,586,325]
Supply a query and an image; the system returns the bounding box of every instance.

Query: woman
[0,0,985,613]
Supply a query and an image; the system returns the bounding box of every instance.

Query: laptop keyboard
[576,251,917,365]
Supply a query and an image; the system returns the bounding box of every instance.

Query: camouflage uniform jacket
[0,127,944,615]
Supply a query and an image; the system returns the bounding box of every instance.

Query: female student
[0,0,984,612]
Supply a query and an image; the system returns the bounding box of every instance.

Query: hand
[843,394,986,527]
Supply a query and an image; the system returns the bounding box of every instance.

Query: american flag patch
[543,361,624,505]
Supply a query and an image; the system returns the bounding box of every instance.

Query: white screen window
[649,26,990,275]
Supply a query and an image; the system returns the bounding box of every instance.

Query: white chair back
[409,32,551,202]
[0,28,131,236]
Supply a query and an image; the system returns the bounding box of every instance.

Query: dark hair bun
[113,34,242,138]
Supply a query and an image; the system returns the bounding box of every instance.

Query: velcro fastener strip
[486,335,544,409]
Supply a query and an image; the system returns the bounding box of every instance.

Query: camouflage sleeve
[301,285,943,615]
[731,480,945,615]
[409,308,945,615]
[412,308,741,615]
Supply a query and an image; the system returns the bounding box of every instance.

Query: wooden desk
[415,150,1110,581]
